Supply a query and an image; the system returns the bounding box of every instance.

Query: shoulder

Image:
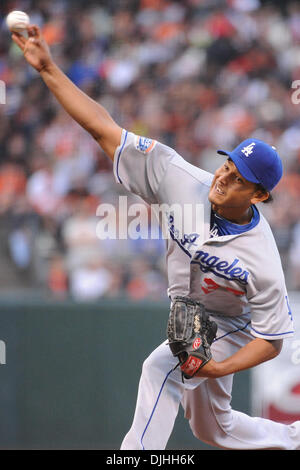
[240,209,279,251]
[255,212,281,256]
[125,130,214,186]
[169,152,214,187]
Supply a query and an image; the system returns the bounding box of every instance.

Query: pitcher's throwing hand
[12,25,53,73]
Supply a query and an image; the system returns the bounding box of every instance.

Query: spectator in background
[0,162,26,213]
[47,252,68,299]
[62,196,101,272]
[69,258,113,301]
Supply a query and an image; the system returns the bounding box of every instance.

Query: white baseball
[6,11,30,33]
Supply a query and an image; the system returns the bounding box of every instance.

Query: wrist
[210,360,224,378]
[213,361,228,378]
[39,58,56,75]
[195,359,224,378]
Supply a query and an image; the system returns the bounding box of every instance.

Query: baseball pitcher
[12,25,300,451]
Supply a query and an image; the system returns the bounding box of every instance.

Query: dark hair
[255,183,273,204]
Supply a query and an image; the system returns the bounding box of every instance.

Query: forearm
[218,338,282,376]
[40,62,121,154]
[196,337,282,378]
[12,25,122,160]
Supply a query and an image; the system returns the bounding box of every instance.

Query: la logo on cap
[217,138,283,190]
[241,142,256,157]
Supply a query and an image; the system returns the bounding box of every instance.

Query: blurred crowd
[0,0,300,301]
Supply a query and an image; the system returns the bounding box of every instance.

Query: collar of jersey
[212,205,259,232]
[204,205,261,243]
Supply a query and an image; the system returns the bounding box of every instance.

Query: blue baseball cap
[217,138,283,191]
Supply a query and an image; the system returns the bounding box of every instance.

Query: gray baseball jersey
[113,130,294,341]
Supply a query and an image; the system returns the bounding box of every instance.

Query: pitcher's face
[209,159,268,221]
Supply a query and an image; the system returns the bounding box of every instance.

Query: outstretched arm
[12,25,122,161]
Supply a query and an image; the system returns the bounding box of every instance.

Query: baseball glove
[167,296,218,379]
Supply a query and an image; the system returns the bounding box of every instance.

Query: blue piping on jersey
[250,326,294,337]
[115,130,128,184]
[139,320,251,450]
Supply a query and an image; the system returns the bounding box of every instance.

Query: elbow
[85,122,102,141]
[268,339,283,359]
